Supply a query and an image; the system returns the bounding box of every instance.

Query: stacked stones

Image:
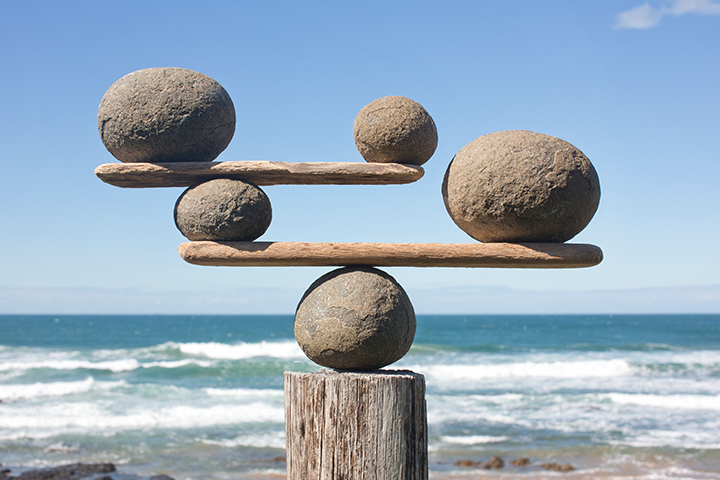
[98,68,600,373]
[295,95,438,371]
[98,67,272,243]
[97,69,436,371]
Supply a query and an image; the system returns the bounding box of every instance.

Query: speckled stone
[98,68,235,163]
[294,266,416,371]
[353,96,438,166]
[174,179,271,241]
[442,130,600,243]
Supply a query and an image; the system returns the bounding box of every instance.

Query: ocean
[1,314,719,479]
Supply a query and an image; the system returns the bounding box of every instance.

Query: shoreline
[3,455,720,480]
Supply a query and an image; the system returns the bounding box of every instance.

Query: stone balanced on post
[95,68,602,480]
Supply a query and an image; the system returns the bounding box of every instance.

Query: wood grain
[178,241,603,268]
[95,161,424,187]
[285,370,427,480]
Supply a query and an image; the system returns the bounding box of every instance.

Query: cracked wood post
[285,369,427,480]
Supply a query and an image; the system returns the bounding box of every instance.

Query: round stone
[353,96,438,165]
[442,130,600,243]
[174,179,272,241]
[98,67,236,163]
[295,266,416,371]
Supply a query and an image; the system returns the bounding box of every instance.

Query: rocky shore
[0,463,174,480]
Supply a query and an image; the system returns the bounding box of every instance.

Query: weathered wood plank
[178,241,603,268]
[95,161,424,187]
[285,370,427,480]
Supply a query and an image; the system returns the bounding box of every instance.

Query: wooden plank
[95,161,424,187]
[285,370,427,480]
[178,241,603,268]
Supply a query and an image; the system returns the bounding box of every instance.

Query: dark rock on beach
[1,464,175,480]
[510,457,530,466]
[541,462,576,472]
[454,459,480,467]
[482,456,504,469]
[13,463,116,480]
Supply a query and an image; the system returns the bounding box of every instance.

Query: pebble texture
[442,130,600,243]
[98,68,235,163]
[353,96,437,166]
[174,179,272,241]
[294,266,416,370]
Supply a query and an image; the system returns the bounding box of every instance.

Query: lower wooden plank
[178,241,603,268]
[95,161,424,187]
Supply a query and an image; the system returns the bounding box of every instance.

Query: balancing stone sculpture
[95,68,602,480]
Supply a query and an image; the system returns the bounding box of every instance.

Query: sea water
[1,314,719,479]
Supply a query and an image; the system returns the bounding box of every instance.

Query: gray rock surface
[98,68,235,163]
[294,266,416,371]
[11,463,115,479]
[174,179,272,241]
[353,96,437,166]
[442,130,600,243]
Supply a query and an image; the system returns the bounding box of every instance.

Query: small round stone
[98,67,235,163]
[353,96,438,165]
[174,179,271,241]
[442,130,600,243]
[295,266,416,371]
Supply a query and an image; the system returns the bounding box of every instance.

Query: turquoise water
[1,314,719,479]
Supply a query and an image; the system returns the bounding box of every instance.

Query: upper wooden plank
[95,161,424,187]
[178,241,603,269]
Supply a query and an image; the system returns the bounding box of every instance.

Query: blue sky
[1,1,718,314]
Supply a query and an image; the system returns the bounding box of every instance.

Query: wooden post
[284,369,427,480]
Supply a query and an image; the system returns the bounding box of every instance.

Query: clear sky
[1,1,719,314]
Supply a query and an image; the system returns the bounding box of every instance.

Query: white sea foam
[605,392,720,411]
[200,432,286,449]
[439,435,508,445]
[0,358,216,373]
[0,359,141,373]
[613,428,720,449]
[176,340,305,359]
[0,377,125,401]
[412,359,633,386]
[0,401,285,440]
[204,387,283,400]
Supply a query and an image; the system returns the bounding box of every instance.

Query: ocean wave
[413,359,633,383]
[605,392,720,411]
[204,387,283,400]
[439,435,508,445]
[0,401,285,440]
[200,432,286,449]
[0,358,215,373]
[174,340,305,359]
[0,377,125,401]
[0,358,142,373]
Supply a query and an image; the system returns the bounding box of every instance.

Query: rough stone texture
[294,266,416,370]
[353,96,437,166]
[442,130,600,243]
[12,463,115,480]
[482,456,505,469]
[174,179,271,241]
[98,67,235,163]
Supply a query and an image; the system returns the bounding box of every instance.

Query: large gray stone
[442,130,600,243]
[98,68,235,163]
[353,96,437,166]
[174,179,271,241]
[294,266,416,371]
